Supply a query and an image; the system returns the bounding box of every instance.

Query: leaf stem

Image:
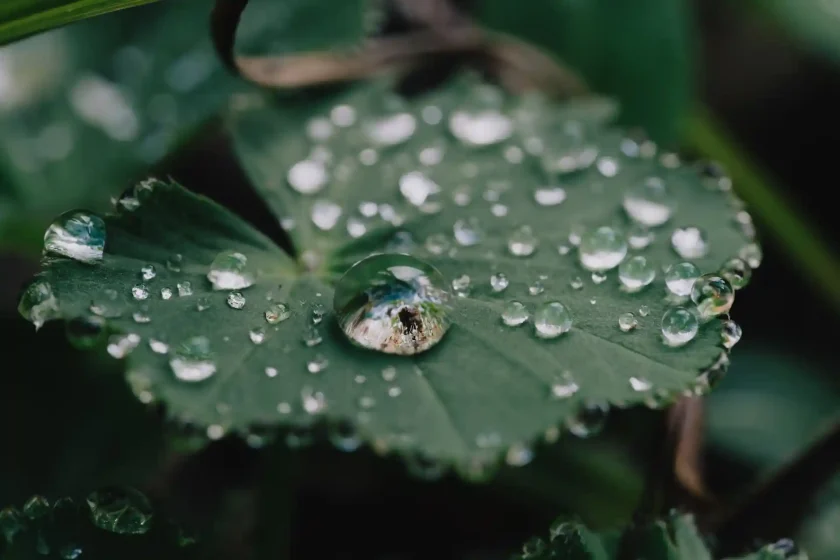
[683,106,840,312]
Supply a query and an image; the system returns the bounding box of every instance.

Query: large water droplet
[661,307,699,347]
[365,112,416,146]
[287,159,328,195]
[501,301,529,326]
[664,261,700,297]
[622,177,674,227]
[671,227,709,259]
[333,254,452,355]
[566,400,609,438]
[533,187,566,207]
[720,257,751,290]
[722,319,742,349]
[453,218,483,246]
[618,256,656,292]
[169,336,216,382]
[534,302,572,338]
[43,210,106,263]
[578,226,627,272]
[18,279,60,329]
[399,171,439,207]
[618,312,638,332]
[508,226,539,257]
[311,200,342,231]
[691,274,734,319]
[86,487,153,535]
[265,303,291,324]
[208,250,255,290]
[448,109,513,146]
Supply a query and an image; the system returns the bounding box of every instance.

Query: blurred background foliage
[1,0,839,558]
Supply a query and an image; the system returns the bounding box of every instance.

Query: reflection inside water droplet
[333,254,452,355]
[43,210,106,264]
[86,486,153,535]
[208,251,255,290]
[169,336,216,382]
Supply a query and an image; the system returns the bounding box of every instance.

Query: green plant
[2,0,839,558]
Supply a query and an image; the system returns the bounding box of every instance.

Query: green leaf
[0,0,160,46]
[0,488,200,559]
[759,0,840,64]
[514,513,798,559]
[475,0,694,144]
[23,75,755,471]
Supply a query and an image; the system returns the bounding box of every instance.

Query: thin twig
[710,415,840,556]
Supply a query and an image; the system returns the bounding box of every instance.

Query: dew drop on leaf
[617,255,656,292]
[534,302,573,339]
[550,372,579,399]
[160,287,173,300]
[671,226,709,259]
[43,210,106,264]
[453,217,483,246]
[505,443,534,467]
[528,280,545,295]
[249,327,266,344]
[691,274,734,319]
[490,273,509,293]
[627,225,654,250]
[451,274,471,297]
[618,313,638,332]
[106,333,140,358]
[18,279,60,330]
[722,319,742,349]
[140,264,156,280]
[501,301,529,326]
[287,159,328,195]
[662,264,699,300]
[329,420,361,451]
[227,292,246,309]
[533,186,566,207]
[149,339,169,354]
[86,486,153,535]
[265,303,291,324]
[301,385,327,414]
[364,112,416,146]
[207,251,255,290]
[306,354,329,373]
[661,307,699,347]
[132,311,151,324]
[448,108,513,146]
[578,226,627,272]
[639,305,650,317]
[177,281,193,297]
[332,254,452,355]
[739,242,763,268]
[507,225,539,257]
[569,277,583,290]
[629,376,652,392]
[622,177,674,227]
[196,297,210,311]
[566,400,609,438]
[720,257,752,290]
[399,171,439,207]
[302,326,322,347]
[169,335,216,382]
[590,272,607,285]
[311,199,342,231]
[424,233,450,255]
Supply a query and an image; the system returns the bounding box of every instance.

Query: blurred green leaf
[475,0,694,144]
[0,0,160,46]
[759,0,840,63]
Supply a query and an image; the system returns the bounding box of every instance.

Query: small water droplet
[629,376,652,392]
[528,280,545,295]
[661,307,699,347]
[505,443,534,466]
[557,244,570,256]
[227,292,246,309]
[622,177,674,227]
[160,287,173,300]
[132,311,151,323]
[664,262,701,297]
[691,274,734,319]
[501,301,529,326]
[720,257,751,290]
[302,326,322,347]
[249,326,266,344]
[130,283,149,300]
[170,336,216,382]
[381,366,397,381]
[358,395,376,409]
[328,420,361,452]
[568,225,584,246]
[596,156,620,177]
[289,161,330,194]
[569,277,583,290]
[333,254,452,355]
[208,251,255,290]
[627,225,654,249]
[550,372,579,398]
[508,225,539,257]
[44,210,106,263]
[399,171,439,207]
[534,302,572,339]
[364,112,416,146]
[149,339,169,354]
[533,187,567,206]
[177,281,193,297]
[424,233,450,255]
[107,333,140,358]
[739,242,762,268]
[140,264,156,280]
[578,226,627,271]
[566,400,609,438]
[306,354,329,373]
[388,386,402,397]
[722,319,742,349]
[265,302,291,324]
[302,386,327,414]
[453,218,483,246]
[19,279,60,330]
[449,109,513,146]
[86,487,153,535]
[166,253,183,272]
[311,199,342,231]
[639,305,650,317]
[264,366,279,378]
[196,296,210,311]
[591,272,607,284]
[346,217,367,238]
[447,275,468,298]
[618,312,638,332]
[618,255,656,292]
[671,227,709,259]
[490,273,509,293]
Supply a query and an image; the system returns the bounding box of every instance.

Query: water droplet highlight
[722,319,742,349]
[622,177,674,227]
[534,302,572,339]
[578,226,627,272]
[618,256,656,292]
[661,307,699,347]
[265,303,291,324]
[44,211,106,263]
[665,262,700,297]
[169,336,216,382]
[208,251,255,290]
[227,292,246,309]
[287,159,328,194]
[671,226,709,259]
[333,254,452,355]
[618,313,638,332]
[501,301,529,326]
[720,257,751,290]
[490,273,509,293]
[508,226,539,257]
[691,274,734,319]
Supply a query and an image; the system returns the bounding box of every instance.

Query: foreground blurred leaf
[21,74,754,473]
[514,513,804,559]
[475,0,693,145]
[0,0,160,46]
